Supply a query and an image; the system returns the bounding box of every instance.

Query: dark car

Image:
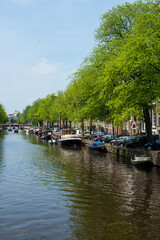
[110,136,131,147]
[89,133,104,141]
[144,140,160,150]
[89,134,98,140]
[100,134,114,143]
[125,135,159,148]
[83,131,90,139]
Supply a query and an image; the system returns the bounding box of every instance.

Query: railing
[2,123,31,129]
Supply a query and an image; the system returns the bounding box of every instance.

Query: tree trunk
[143,106,153,142]
[89,117,92,134]
[65,119,68,128]
[112,124,115,139]
[59,116,61,130]
[81,120,84,133]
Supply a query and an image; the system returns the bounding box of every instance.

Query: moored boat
[8,126,12,131]
[58,129,82,146]
[88,141,107,152]
[48,135,58,144]
[41,130,52,140]
[131,152,153,167]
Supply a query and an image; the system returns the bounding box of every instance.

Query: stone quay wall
[107,145,160,167]
[83,139,160,167]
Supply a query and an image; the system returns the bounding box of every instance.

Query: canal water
[1,131,160,240]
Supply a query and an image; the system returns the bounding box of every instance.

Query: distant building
[13,110,20,118]
[8,110,20,123]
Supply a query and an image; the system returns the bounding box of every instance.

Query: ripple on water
[1,132,160,239]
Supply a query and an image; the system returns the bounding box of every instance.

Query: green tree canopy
[94,0,160,140]
[0,104,8,123]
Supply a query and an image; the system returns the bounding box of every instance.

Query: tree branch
[150,63,160,73]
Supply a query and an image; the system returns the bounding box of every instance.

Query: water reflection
[0,132,6,176]
[23,133,160,239]
[1,131,160,239]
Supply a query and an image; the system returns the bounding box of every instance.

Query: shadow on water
[8,131,160,240]
[0,132,6,176]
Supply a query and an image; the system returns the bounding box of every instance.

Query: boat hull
[131,159,153,165]
[59,138,82,146]
[131,154,153,167]
[88,146,107,152]
[88,141,107,153]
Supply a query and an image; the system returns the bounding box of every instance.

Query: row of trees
[0,104,8,124]
[17,0,160,141]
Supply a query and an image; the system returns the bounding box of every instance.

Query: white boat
[58,129,82,146]
[131,152,153,167]
[48,136,58,144]
[24,127,30,134]
[8,126,12,131]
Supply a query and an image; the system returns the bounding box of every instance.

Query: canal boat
[14,129,18,133]
[41,130,52,140]
[131,152,153,167]
[33,128,43,136]
[58,129,82,146]
[48,135,58,144]
[8,126,12,131]
[88,141,107,152]
[24,127,30,134]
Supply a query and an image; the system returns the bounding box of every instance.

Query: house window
[153,114,156,126]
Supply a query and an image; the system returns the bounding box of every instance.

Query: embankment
[83,139,160,167]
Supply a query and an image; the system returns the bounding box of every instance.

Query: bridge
[1,124,31,129]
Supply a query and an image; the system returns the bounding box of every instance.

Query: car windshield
[118,136,128,139]
[129,136,136,140]
[106,135,113,138]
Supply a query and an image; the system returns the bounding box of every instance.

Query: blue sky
[0,0,135,114]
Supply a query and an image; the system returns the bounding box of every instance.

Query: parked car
[83,131,90,138]
[89,134,98,140]
[100,134,115,143]
[89,133,104,141]
[110,136,131,146]
[144,140,160,150]
[125,135,159,148]
[83,131,91,139]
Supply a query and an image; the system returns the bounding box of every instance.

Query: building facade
[82,103,160,137]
